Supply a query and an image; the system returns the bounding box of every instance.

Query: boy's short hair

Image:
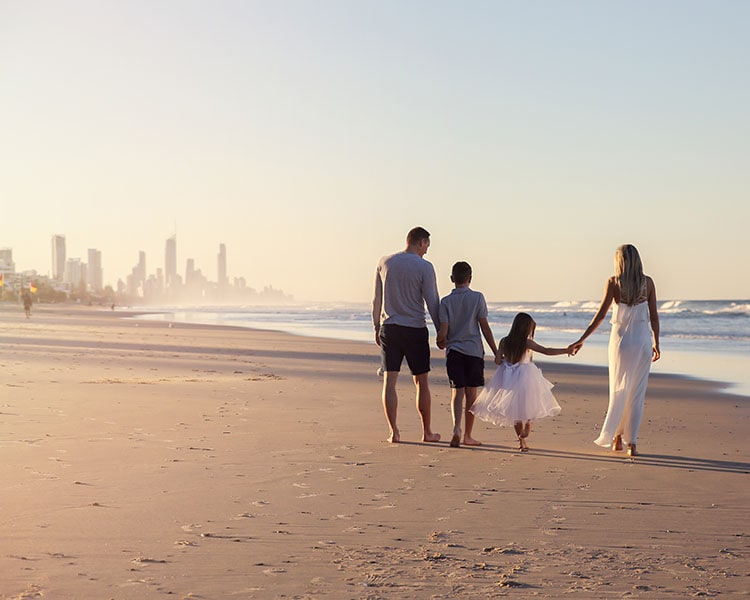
[451,261,472,284]
[406,226,430,245]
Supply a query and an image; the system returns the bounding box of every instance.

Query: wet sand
[1,304,747,598]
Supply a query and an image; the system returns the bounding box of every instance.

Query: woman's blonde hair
[614,244,645,305]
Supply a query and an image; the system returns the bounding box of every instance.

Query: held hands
[569,340,584,356]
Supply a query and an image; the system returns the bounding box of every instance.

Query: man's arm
[423,265,440,330]
[478,317,497,356]
[372,268,383,346]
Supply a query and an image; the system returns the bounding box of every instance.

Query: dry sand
[1,304,747,599]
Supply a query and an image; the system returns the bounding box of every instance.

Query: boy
[436,261,497,447]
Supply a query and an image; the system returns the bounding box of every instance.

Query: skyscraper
[217,243,227,290]
[52,235,66,280]
[87,248,103,292]
[165,235,176,288]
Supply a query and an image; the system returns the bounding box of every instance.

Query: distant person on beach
[471,313,575,451]
[436,261,497,448]
[22,290,32,318]
[372,226,441,444]
[572,244,660,457]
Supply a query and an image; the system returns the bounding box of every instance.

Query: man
[372,226,441,443]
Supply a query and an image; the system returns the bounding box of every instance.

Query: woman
[573,244,660,456]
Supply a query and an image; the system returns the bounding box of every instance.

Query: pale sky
[1,0,748,303]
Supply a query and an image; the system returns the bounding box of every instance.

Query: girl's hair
[614,244,646,305]
[502,312,536,364]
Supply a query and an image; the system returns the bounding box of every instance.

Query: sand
[0,304,747,599]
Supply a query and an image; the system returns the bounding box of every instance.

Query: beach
[1,305,747,599]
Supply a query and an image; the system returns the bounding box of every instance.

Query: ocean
[131,299,750,398]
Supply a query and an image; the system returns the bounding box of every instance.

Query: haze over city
[2,1,748,303]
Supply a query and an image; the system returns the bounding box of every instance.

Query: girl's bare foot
[423,432,441,443]
[387,430,400,443]
[518,436,529,452]
[612,434,623,451]
[463,436,482,446]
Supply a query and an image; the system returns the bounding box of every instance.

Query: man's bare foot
[463,436,482,446]
[450,433,460,448]
[612,434,623,452]
[627,443,638,457]
[422,432,441,443]
[386,430,400,443]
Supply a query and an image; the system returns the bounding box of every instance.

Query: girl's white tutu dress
[470,349,561,426]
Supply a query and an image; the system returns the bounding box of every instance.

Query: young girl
[470,312,575,451]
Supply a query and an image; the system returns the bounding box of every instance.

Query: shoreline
[1,303,747,597]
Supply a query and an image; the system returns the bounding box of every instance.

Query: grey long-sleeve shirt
[372,251,440,330]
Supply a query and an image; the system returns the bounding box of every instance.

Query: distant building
[0,248,14,273]
[87,248,103,292]
[165,235,177,289]
[52,235,66,280]
[64,257,86,290]
[217,243,227,290]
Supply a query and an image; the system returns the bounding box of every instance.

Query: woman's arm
[646,276,661,361]
[573,277,615,350]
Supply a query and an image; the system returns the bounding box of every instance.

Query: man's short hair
[406,226,430,245]
[451,261,472,285]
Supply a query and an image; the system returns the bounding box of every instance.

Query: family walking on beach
[372,227,660,456]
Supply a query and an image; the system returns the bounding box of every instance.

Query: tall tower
[87,248,103,292]
[165,235,177,289]
[52,235,66,280]
[217,243,227,290]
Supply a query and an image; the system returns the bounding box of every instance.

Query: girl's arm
[572,277,615,350]
[494,337,507,365]
[646,276,661,361]
[526,338,575,356]
[478,317,498,356]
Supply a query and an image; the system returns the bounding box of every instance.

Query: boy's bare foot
[422,432,441,443]
[463,436,482,446]
[386,430,400,443]
[450,433,460,448]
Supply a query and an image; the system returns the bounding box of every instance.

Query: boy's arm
[478,317,497,356]
[527,338,574,356]
[436,322,449,350]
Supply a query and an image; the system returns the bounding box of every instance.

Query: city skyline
[0,233,290,303]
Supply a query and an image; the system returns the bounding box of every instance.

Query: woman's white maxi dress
[593,300,653,447]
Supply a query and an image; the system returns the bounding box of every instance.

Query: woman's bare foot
[627,443,638,457]
[386,429,400,443]
[423,432,441,443]
[612,434,623,452]
[463,435,482,446]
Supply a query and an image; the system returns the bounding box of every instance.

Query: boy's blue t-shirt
[438,287,488,359]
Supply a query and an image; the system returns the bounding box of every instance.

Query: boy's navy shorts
[446,350,485,388]
[379,324,430,375]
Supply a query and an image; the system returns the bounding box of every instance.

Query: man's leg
[382,371,400,443]
[463,387,481,446]
[450,387,465,447]
[414,372,440,443]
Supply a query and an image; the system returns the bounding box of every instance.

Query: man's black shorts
[379,324,430,375]
[446,349,485,388]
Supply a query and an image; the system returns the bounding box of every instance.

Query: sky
[1,0,748,303]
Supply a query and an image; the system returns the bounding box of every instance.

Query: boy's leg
[450,387,465,447]
[463,386,481,446]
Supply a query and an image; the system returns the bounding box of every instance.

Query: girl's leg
[514,421,527,451]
